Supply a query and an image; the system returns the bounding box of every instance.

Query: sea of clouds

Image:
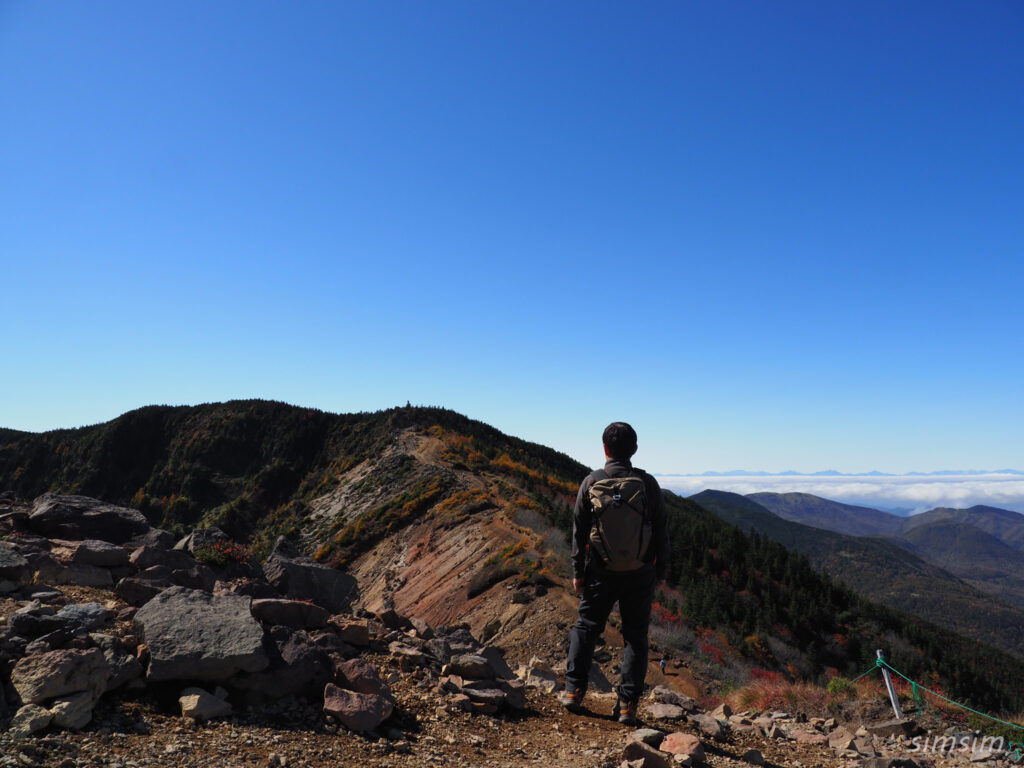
[655,473,1024,515]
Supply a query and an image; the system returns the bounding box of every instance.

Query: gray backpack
[587,470,652,571]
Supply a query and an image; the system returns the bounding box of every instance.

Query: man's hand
[572,577,583,595]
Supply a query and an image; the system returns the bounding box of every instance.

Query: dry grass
[726,678,831,715]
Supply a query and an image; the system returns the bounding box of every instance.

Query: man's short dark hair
[603,422,638,461]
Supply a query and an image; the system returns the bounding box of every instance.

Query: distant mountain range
[660,469,1024,477]
[746,491,1024,611]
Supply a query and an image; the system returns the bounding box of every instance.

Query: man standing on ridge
[560,422,669,725]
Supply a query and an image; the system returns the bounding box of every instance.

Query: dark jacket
[570,458,669,582]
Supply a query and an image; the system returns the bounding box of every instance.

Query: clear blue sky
[1,2,1021,474]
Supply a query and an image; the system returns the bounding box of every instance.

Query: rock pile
[0,494,505,740]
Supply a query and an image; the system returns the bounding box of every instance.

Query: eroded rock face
[28,495,151,544]
[11,648,111,705]
[133,586,269,681]
[263,537,357,614]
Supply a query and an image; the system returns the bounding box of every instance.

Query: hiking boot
[613,698,638,725]
[558,689,585,714]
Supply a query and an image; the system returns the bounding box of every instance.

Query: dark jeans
[566,564,656,704]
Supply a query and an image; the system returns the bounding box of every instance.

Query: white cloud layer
[656,474,1024,515]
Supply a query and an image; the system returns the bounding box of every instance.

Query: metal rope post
[877,649,904,720]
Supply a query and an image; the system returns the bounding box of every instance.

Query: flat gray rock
[134,586,269,682]
[445,654,493,680]
[628,728,667,748]
[55,602,113,634]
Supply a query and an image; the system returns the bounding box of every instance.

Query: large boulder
[0,541,29,581]
[11,648,111,705]
[262,537,356,613]
[323,682,393,732]
[28,495,151,544]
[133,586,269,682]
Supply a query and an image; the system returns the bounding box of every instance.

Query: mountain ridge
[5,400,1024,713]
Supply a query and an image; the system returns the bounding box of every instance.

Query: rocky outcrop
[28,495,151,544]
[263,537,357,614]
[436,645,525,715]
[133,586,269,681]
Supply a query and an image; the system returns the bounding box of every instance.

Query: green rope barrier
[879,659,1024,733]
[849,661,881,684]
